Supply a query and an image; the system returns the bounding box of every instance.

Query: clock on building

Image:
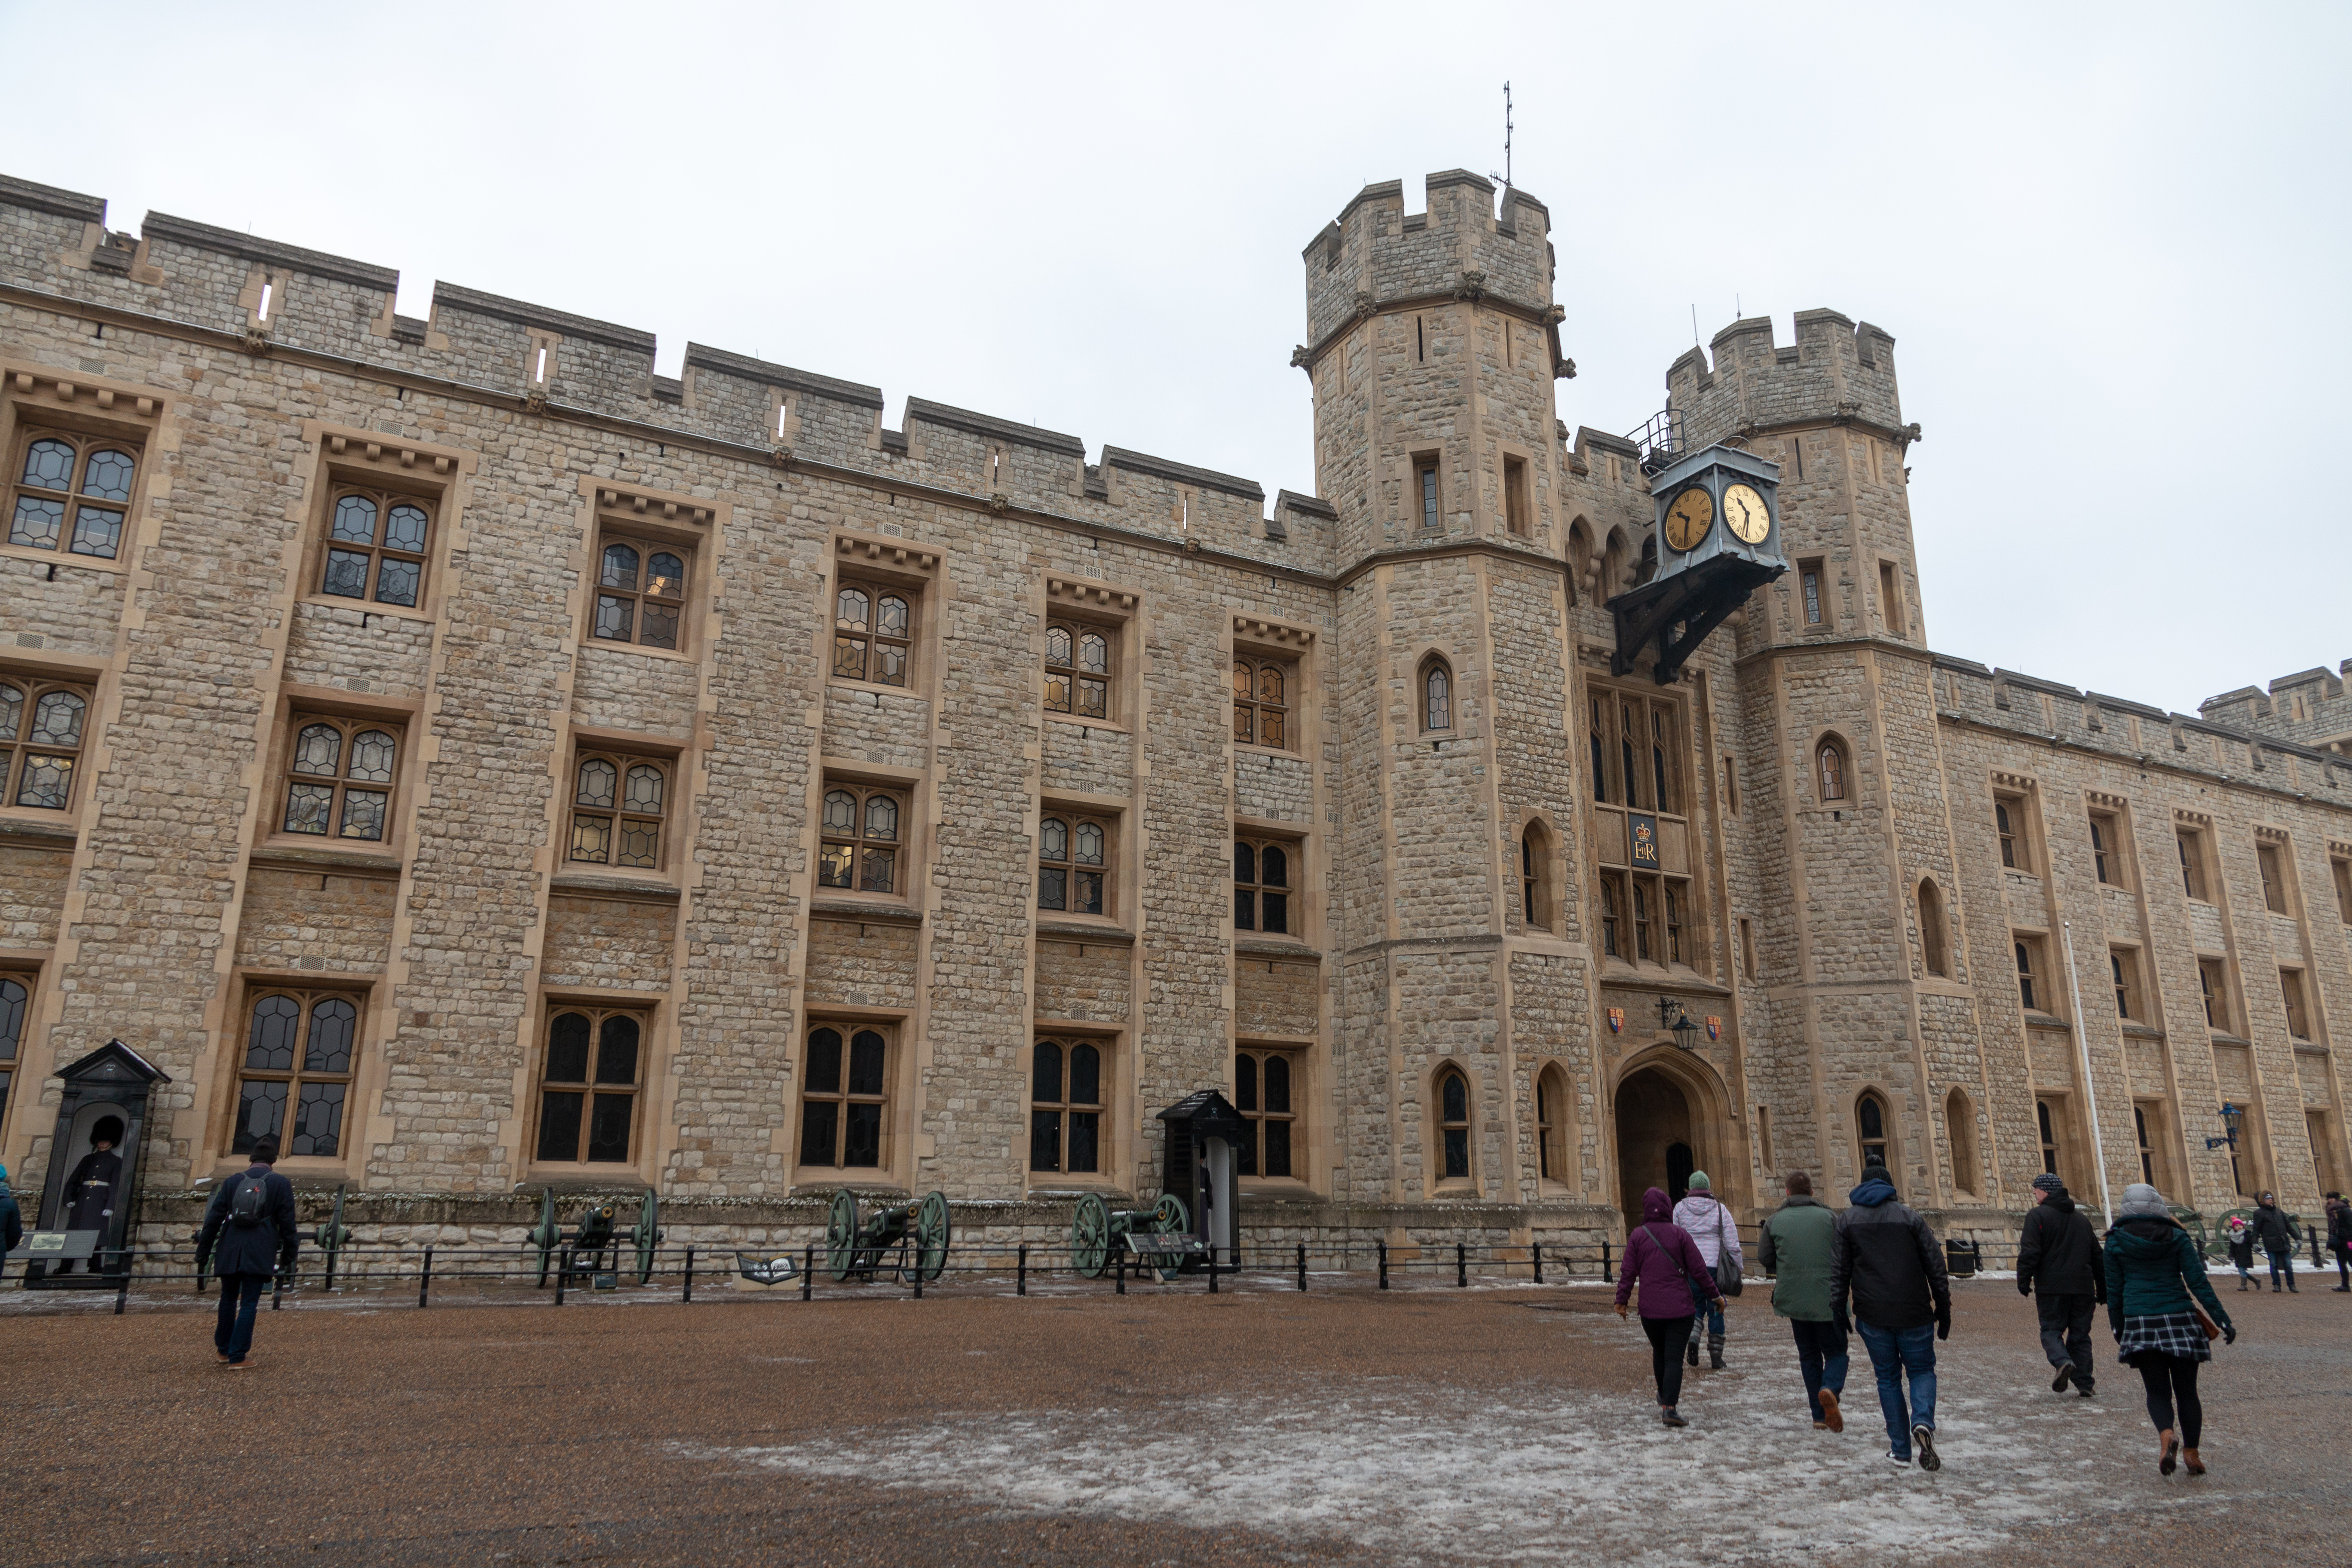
[1608,444,1788,681]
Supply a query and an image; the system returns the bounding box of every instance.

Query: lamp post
[2205,1102,2247,1194]
[1656,996,1700,1053]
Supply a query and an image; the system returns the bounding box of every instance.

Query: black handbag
[1709,1203,1744,1298]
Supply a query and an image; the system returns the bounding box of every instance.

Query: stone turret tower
[1669,315,1997,1205]
[1298,174,1605,1225]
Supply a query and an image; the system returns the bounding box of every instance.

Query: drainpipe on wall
[2060,920,2115,1228]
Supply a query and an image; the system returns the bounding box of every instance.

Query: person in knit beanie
[2017,1170,2103,1396]
[2105,1182,2234,1476]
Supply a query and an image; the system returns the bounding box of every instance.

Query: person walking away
[2016,1172,2104,1396]
[2224,1214,2258,1291]
[1674,1170,1743,1370]
[1759,1170,1847,1432]
[1829,1160,1952,1470]
[194,1137,298,1369]
[2106,1182,2234,1476]
[1614,1185,1727,1428]
[2251,1192,2299,1293]
[0,1161,21,1277]
[2325,1192,2350,1293]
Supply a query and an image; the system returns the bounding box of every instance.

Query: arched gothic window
[819,783,904,894]
[0,677,92,811]
[1536,1063,1568,1182]
[1946,1087,1980,1196]
[1039,814,1109,915]
[1857,1090,1892,1172]
[1233,655,1291,748]
[233,989,359,1158]
[570,752,669,870]
[833,581,912,686]
[1818,740,1847,802]
[1030,1036,1103,1174]
[1436,1066,1471,1181]
[1422,659,1452,732]
[1918,879,1949,977]
[1520,824,1550,931]
[1045,622,1111,719]
[283,716,400,842]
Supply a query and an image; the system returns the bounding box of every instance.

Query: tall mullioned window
[1237,1046,1299,1178]
[232,990,359,1158]
[819,782,904,895]
[592,535,687,651]
[834,581,912,686]
[1044,622,1112,720]
[570,752,670,870]
[1040,813,1109,916]
[535,1006,646,1164]
[1423,660,1452,732]
[0,677,90,811]
[1233,655,1291,748]
[282,716,399,843]
[1234,836,1294,934]
[801,1023,888,1170]
[1030,1037,1103,1175]
[321,485,431,608]
[1436,1066,1471,1181]
[10,428,136,560]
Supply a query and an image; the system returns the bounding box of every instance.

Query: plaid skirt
[2116,1310,2212,1363]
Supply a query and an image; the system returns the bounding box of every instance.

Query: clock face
[1723,483,1771,544]
[1663,487,1714,552]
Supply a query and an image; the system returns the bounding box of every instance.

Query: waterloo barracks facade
[2,165,2349,1258]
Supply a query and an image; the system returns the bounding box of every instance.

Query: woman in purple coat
[1616,1185,1727,1427]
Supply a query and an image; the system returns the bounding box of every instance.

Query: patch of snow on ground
[680,1314,2174,1565]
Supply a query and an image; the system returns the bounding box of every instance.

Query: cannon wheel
[826,1191,860,1281]
[1148,1193,1190,1281]
[527,1188,560,1287]
[1071,1192,1111,1278]
[913,1191,951,1282]
[633,1191,661,1284]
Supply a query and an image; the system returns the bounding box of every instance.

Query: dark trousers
[214,1271,268,1363]
[1642,1314,1695,1408]
[2035,1291,2096,1387]
[2335,1242,2350,1286]
[2126,1351,2202,1446]
[2266,1245,2297,1290]
[1789,1317,1849,1423]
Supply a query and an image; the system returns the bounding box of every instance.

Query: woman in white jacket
[1674,1172,1745,1370]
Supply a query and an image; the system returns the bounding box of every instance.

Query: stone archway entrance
[1616,1066,1696,1222]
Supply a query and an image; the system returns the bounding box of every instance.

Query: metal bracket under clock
[1607,554,1785,684]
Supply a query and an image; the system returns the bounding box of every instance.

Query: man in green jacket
[1760,1170,1847,1432]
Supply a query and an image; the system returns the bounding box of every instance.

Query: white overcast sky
[6,1,2345,717]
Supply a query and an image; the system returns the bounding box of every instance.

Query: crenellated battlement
[0,173,1329,570]
[2200,662,2352,752]
[1936,655,2352,795]
[1665,308,1908,453]
[1300,170,1554,351]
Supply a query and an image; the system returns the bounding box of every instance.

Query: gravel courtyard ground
[6,1267,2347,1566]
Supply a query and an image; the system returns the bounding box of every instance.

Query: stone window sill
[0,540,126,573]
[1234,935,1317,960]
[250,841,403,876]
[1037,917,1131,944]
[550,870,682,903]
[812,897,922,926]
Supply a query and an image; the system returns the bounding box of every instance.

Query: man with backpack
[195,1137,298,1368]
[2016,1171,2104,1396]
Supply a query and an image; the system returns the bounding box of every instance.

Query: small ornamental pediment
[326,432,458,476]
[1990,770,2035,792]
[1047,577,1136,613]
[2328,839,2352,859]
[834,532,938,573]
[7,370,160,419]
[2254,824,2290,843]
[2174,808,2213,828]
[2086,789,2129,810]
[600,487,716,527]
[1232,615,1314,646]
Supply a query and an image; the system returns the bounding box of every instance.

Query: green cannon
[824,1190,950,1283]
[1070,1192,1191,1281]
[312,1185,355,1288]
[524,1190,663,1286]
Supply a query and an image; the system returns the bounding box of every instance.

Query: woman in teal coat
[2105,1182,2235,1476]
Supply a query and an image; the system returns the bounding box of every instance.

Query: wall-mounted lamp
[2204,1101,2245,1152]
[1657,995,1700,1053]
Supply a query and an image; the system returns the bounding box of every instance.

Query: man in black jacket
[195,1137,299,1369]
[2327,1192,2350,1292]
[2252,1191,2300,1293]
[2016,1172,2103,1396]
[1830,1161,1952,1470]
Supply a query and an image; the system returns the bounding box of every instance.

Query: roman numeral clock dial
[1663,487,1713,551]
[1723,483,1770,544]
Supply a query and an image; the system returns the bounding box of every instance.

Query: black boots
[1686,1339,1700,1367]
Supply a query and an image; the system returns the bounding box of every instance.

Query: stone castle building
[2,165,2349,1256]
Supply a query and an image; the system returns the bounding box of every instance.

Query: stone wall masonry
[538,893,679,995]
[572,645,702,746]
[1039,720,1132,802]
[1031,937,1130,1028]
[0,835,73,947]
[1234,748,1311,826]
[283,601,438,701]
[804,917,922,1015]
[1668,310,1904,453]
[2201,661,2352,751]
[0,553,128,663]
[1234,956,1318,1040]
[233,867,399,975]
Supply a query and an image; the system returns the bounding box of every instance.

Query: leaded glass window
[818,782,905,894]
[319,486,431,608]
[569,751,669,870]
[1437,1067,1471,1180]
[1233,655,1291,748]
[0,678,90,811]
[1423,660,1451,732]
[1029,1037,1103,1174]
[592,536,688,651]
[1044,621,1111,719]
[232,989,360,1158]
[1233,836,1292,934]
[833,581,913,686]
[9,429,136,560]
[281,716,399,842]
[1235,1047,1298,1179]
[1039,813,1109,916]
